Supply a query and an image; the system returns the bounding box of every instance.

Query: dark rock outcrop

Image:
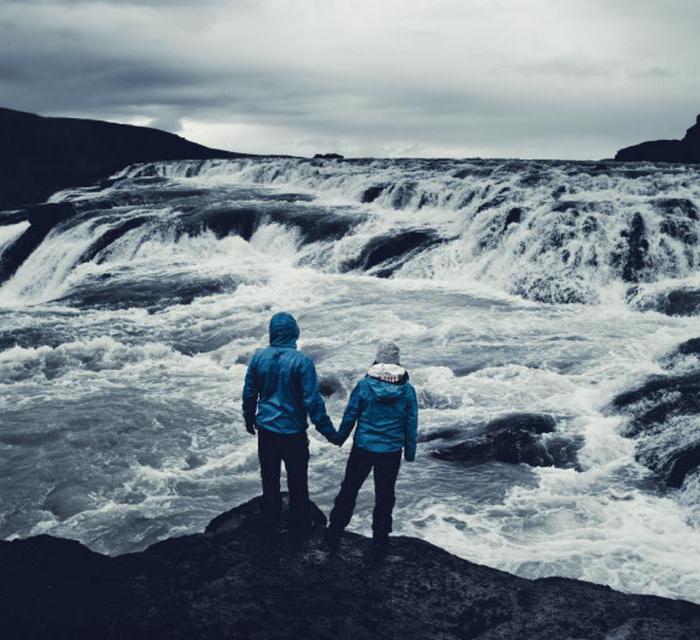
[613,371,700,437]
[361,184,387,203]
[677,338,700,357]
[340,229,445,277]
[0,107,241,211]
[2,495,700,640]
[318,374,346,398]
[502,207,523,232]
[621,212,651,283]
[615,114,700,163]
[176,203,358,245]
[432,413,580,469]
[612,339,700,488]
[313,153,344,160]
[627,286,700,316]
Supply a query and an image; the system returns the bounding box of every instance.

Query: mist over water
[1,157,699,603]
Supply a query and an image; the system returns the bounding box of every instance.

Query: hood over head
[367,363,409,402]
[269,312,300,348]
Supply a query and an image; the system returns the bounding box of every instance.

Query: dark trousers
[257,428,310,534]
[329,446,402,539]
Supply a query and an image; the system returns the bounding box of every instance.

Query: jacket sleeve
[404,384,418,462]
[242,353,259,431]
[336,381,364,445]
[300,357,337,442]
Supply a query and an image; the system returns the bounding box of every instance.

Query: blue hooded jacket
[336,372,418,461]
[242,312,337,441]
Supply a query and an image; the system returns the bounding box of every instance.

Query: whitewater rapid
[0,156,699,604]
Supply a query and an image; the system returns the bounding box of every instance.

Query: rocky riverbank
[2,495,700,640]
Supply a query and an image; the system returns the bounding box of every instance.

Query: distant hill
[0,107,243,210]
[615,114,700,163]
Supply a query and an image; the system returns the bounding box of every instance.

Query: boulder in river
[340,229,445,277]
[612,339,700,488]
[318,373,345,398]
[431,413,580,469]
[627,286,700,317]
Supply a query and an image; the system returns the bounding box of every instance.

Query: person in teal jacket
[325,341,418,555]
[242,312,338,537]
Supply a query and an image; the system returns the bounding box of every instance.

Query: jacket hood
[366,365,409,403]
[368,363,407,384]
[269,312,300,348]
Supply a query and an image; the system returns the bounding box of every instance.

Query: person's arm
[300,357,337,443]
[241,353,259,435]
[404,385,418,462]
[335,382,364,446]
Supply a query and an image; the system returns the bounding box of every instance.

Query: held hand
[328,433,343,447]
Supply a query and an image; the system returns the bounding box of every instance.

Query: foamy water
[1,157,699,603]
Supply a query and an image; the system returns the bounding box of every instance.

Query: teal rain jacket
[336,373,418,461]
[242,312,337,442]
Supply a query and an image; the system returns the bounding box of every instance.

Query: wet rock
[176,203,358,244]
[340,229,444,276]
[677,338,700,357]
[621,212,651,282]
[485,413,557,434]
[56,273,241,311]
[637,439,700,488]
[613,371,700,436]
[77,216,151,264]
[613,341,700,488]
[417,427,463,443]
[627,286,700,316]
[502,207,523,232]
[431,413,579,469]
[318,374,345,398]
[361,184,387,203]
[654,198,699,245]
[3,495,700,639]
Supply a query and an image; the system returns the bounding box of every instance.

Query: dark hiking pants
[257,428,310,534]
[328,446,402,540]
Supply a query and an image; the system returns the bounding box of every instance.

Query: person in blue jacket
[242,312,338,538]
[325,341,418,555]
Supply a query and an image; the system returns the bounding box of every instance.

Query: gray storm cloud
[1,0,698,158]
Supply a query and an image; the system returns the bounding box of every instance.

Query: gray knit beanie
[375,341,400,365]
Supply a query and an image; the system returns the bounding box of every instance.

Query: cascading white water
[1,156,699,605]
[110,157,700,305]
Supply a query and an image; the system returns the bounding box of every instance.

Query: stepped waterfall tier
[1,156,699,607]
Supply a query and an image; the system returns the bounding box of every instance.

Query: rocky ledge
[2,496,700,640]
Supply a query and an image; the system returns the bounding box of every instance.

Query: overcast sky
[1,0,698,158]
